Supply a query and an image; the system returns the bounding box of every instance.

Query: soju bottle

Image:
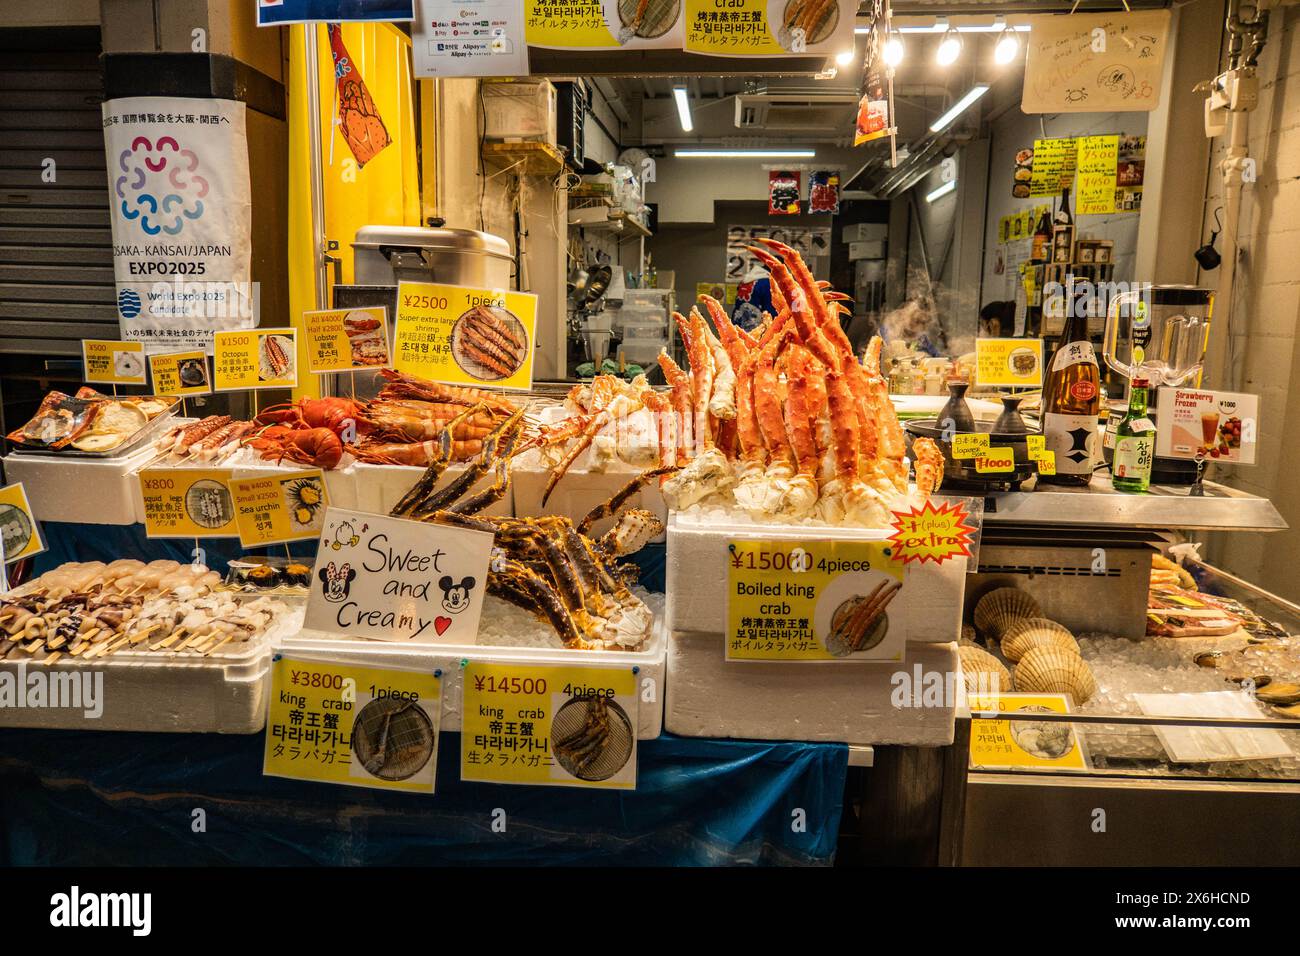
[1112,378,1156,493]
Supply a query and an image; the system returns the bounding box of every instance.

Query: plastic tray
[8,397,180,459]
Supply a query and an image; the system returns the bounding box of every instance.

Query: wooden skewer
[45,635,66,651]
[202,634,234,657]
[68,641,87,657]
[130,623,161,646]
[102,634,132,655]
[23,640,43,655]
[42,651,62,666]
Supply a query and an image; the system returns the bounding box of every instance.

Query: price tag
[264,656,442,794]
[0,482,45,563]
[952,433,991,459]
[303,507,492,644]
[887,499,977,567]
[726,540,903,661]
[148,349,211,396]
[1026,434,1046,458]
[975,338,1043,387]
[968,693,1087,770]
[82,339,147,386]
[213,328,297,391]
[137,468,235,538]
[229,469,328,547]
[304,306,390,373]
[394,281,535,391]
[461,662,638,789]
[1035,451,1057,475]
[975,447,1016,473]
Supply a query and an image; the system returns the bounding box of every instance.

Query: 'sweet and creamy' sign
[304,507,492,643]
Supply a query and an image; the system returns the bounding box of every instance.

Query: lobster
[255,397,363,439]
[245,425,344,470]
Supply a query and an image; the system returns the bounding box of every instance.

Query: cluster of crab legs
[389,402,671,650]
[656,238,945,525]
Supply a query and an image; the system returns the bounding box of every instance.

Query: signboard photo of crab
[450,305,528,381]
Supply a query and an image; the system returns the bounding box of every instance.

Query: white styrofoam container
[512,464,666,540]
[666,510,965,643]
[665,636,956,745]
[0,632,276,733]
[350,462,513,518]
[280,617,666,739]
[4,444,161,525]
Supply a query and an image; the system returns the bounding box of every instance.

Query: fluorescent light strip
[929,83,989,133]
[926,179,957,203]
[856,24,1029,34]
[672,86,694,133]
[675,149,817,158]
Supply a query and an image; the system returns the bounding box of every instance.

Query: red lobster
[245,425,344,470]
[255,397,363,438]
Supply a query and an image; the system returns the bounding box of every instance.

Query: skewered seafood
[392,411,669,651]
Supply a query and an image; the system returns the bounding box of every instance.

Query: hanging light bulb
[836,47,856,67]
[936,26,962,67]
[994,26,1020,65]
[882,31,904,67]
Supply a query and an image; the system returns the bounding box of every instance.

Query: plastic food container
[4,443,161,525]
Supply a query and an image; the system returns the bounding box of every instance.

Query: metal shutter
[0,42,114,355]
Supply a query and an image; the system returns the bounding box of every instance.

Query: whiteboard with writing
[1022,10,1170,114]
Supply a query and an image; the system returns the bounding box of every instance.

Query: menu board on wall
[1022,10,1170,114]
[1029,137,1076,198]
[1075,135,1119,215]
[684,0,854,57]
[524,0,685,50]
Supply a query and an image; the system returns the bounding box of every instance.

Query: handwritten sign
[81,339,147,386]
[229,469,328,547]
[976,338,1043,388]
[887,499,976,568]
[975,447,1016,474]
[303,507,493,644]
[1076,135,1119,215]
[1022,10,1170,114]
[952,433,991,460]
[137,468,235,538]
[394,282,536,391]
[148,350,211,396]
[461,662,638,789]
[214,329,298,391]
[0,483,45,563]
[303,306,390,373]
[726,539,904,661]
[1030,137,1076,198]
[264,656,442,794]
[969,693,1087,770]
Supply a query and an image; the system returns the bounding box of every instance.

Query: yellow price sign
[1026,434,1046,458]
[148,350,210,396]
[213,329,297,391]
[229,469,328,547]
[1034,450,1057,475]
[137,468,235,538]
[1076,135,1119,216]
[975,338,1043,388]
[968,693,1088,770]
[684,0,786,55]
[975,447,1016,473]
[0,482,45,564]
[461,662,638,789]
[81,339,147,386]
[303,306,390,373]
[726,539,904,661]
[951,433,991,459]
[264,656,442,793]
[394,282,536,391]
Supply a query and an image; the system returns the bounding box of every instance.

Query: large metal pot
[351,224,514,288]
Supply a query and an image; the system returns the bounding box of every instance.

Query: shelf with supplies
[480,140,566,177]
[568,206,652,237]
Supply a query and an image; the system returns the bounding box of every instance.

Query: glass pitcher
[1103,285,1214,387]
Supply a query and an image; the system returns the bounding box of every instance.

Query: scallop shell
[973,587,1042,640]
[958,645,1011,695]
[1000,618,1079,662]
[960,625,978,646]
[1256,682,1300,706]
[1013,646,1097,704]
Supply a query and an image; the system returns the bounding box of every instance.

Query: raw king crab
[391,406,673,650]
[660,238,944,525]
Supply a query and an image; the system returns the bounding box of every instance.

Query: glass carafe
[1103,285,1214,387]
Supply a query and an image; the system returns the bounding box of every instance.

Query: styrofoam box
[0,619,297,733]
[349,462,513,518]
[4,444,161,525]
[666,510,965,642]
[280,617,666,738]
[512,464,666,540]
[666,635,956,745]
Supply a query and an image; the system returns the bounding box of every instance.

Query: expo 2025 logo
[114,135,208,236]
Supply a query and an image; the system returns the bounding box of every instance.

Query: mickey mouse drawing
[319,562,357,603]
[438,575,476,614]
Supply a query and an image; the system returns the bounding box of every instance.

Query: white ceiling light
[672,85,694,133]
[936,26,962,67]
[994,26,1020,64]
[926,179,957,203]
[882,32,904,67]
[675,149,817,158]
[929,83,990,133]
[835,47,856,67]
[857,23,1031,35]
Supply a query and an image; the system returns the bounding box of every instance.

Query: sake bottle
[1039,303,1100,486]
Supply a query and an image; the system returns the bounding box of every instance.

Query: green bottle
[1112,378,1155,493]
